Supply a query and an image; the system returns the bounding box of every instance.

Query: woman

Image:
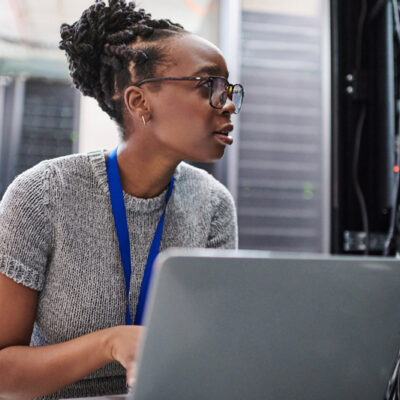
[0,1,244,399]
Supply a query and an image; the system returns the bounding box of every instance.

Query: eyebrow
[193,65,229,79]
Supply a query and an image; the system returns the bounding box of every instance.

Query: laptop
[127,248,400,400]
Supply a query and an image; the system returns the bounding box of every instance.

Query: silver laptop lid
[131,249,400,400]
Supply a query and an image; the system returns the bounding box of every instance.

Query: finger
[126,361,137,387]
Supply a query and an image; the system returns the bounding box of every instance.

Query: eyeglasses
[133,75,244,114]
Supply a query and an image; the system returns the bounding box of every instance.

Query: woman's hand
[0,274,145,399]
[105,325,145,387]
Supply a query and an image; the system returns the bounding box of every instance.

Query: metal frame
[0,76,25,194]
[7,76,25,184]
[0,77,10,169]
[72,88,81,154]
[0,76,11,195]
[321,0,332,254]
[217,0,242,203]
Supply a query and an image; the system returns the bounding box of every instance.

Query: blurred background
[2,0,394,257]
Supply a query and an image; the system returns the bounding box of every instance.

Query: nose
[220,96,236,115]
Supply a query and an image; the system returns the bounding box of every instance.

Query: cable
[352,0,370,255]
[385,99,400,255]
[352,106,370,254]
[369,0,390,23]
[384,0,400,255]
[393,0,400,43]
[355,0,368,72]
[384,131,400,255]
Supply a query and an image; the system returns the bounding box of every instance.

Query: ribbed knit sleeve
[0,162,53,291]
[207,183,238,249]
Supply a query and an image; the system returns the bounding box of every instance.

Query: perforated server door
[0,78,79,198]
[15,79,79,175]
[238,11,324,252]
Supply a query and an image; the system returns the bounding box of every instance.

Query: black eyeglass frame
[132,75,244,114]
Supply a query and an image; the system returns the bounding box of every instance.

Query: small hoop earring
[141,115,146,126]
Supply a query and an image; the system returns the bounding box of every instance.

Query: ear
[123,86,150,120]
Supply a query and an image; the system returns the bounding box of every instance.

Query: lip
[214,133,233,146]
[213,123,234,136]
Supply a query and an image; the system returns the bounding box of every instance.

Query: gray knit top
[0,149,238,399]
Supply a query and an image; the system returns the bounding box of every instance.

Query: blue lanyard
[106,147,174,325]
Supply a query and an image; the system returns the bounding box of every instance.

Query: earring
[141,115,146,126]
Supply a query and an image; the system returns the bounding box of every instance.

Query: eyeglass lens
[211,78,243,113]
[231,85,243,113]
[210,78,227,108]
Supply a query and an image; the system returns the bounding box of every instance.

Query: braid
[59,0,185,126]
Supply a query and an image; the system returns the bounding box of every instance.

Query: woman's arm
[0,274,142,400]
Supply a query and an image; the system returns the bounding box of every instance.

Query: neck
[111,140,179,199]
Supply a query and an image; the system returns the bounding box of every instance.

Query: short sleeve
[207,184,238,249]
[0,163,53,291]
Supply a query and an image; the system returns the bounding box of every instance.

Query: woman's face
[139,33,236,163]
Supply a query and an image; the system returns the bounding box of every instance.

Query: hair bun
[59,0,184,126]
[103,44,148,67]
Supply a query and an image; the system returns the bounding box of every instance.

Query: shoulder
[1,158,53,208]
[6,151,95,186]
[174,162,236,213]
[26,150,104,191]
[176,162,232,197]
[1,150,104,208]
[44,150,101,180]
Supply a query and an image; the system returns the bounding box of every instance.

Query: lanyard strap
[107,147,174,325]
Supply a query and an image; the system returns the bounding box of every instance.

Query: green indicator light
[303,182,314,200]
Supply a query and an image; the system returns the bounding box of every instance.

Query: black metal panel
[331,0,396,255]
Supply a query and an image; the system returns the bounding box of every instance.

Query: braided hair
[59,0,185,128]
